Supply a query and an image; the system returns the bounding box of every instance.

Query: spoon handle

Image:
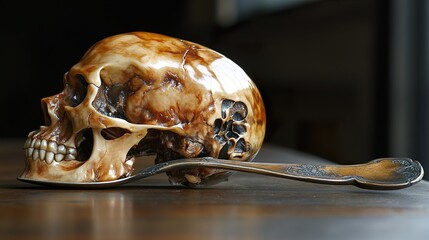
[17,157,424,189]
[159,158,424,190]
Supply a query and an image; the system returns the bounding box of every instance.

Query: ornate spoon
[18,157,423,190]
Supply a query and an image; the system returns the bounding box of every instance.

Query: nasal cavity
[101,127,131,140]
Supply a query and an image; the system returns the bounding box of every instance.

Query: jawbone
[21,136,134,182]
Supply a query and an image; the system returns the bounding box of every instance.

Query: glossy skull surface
[21,32,266,186]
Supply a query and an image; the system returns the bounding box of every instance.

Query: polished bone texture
[21,32,266,186]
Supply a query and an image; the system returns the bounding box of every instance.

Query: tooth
[55,154,64,162]
[30,139,36,148]
[24,138,31,148]
[45,152,54,164]
[67,148,77,156]
[65,154,75,160]
[40,139,47,150]
[26,148,34,158]
[34,139,41,149]
[46,152,54,163]
[58,145,66,154]
[32,150,39,160]
[39,150,46,160]
[47,141,57,152]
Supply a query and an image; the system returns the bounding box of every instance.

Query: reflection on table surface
[1,140,429,240]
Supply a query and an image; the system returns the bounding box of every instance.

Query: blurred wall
[0,0,204,138]
[1,0,412,170]
[390,0,429,179]
[213,0,389,165]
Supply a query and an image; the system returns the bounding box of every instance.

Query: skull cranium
[21,32,266,186]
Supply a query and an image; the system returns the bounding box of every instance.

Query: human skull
[21,32,266,186]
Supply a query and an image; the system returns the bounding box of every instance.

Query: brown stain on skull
[22,31,266,185]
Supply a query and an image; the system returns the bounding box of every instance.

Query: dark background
[1,0,428,178]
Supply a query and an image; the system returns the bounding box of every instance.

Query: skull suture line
[21,32,266,186]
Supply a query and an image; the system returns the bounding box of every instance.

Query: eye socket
[66,74,88,107]
[92,82,128,119]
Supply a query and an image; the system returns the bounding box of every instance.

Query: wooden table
[1,139,428,240]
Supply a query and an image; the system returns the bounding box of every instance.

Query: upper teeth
[24,138,77,164]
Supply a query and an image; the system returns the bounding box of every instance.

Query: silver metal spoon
[17,157,424,190]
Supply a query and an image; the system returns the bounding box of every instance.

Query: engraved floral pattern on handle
[283,164,337,179]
